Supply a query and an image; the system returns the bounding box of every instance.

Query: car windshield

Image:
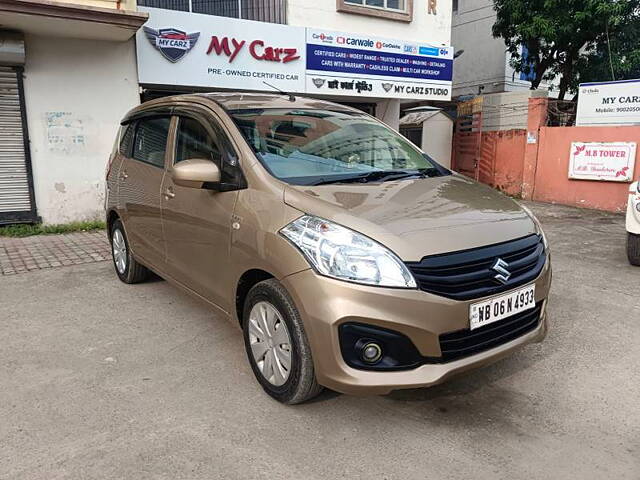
[229,108,448,186]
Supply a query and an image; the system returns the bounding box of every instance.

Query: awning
[399,110,441,126]
[0,0,148,42]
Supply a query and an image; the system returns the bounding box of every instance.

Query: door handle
[120,170,128,180]
[164,187,175,199]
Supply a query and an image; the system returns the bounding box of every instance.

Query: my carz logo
[143,27,200,62]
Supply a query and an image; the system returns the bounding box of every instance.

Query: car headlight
[280,215,417,288]
[520,205,548,250]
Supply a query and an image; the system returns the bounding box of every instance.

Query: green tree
[573,12,640,89]
[492,0,640,100]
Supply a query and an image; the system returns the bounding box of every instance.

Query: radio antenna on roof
[263,81,296,102]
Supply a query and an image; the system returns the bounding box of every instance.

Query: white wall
[376,99,401,130]
[287,0,452,45]
[23,35,140,224]
[421,112,452,167]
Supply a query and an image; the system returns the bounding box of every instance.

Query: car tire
[110,219,150,284]
[242,279,323,404]
[628,232,640,266]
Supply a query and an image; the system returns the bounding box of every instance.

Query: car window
[230,108,446,185]
[131,117,171,168]
[119,123,135,156]
[175,117,221,165]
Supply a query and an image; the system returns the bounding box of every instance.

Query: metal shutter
[0,66,34,220]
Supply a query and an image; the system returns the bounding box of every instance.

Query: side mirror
[172,159,221,190]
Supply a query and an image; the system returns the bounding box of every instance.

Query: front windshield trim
[229,107,450,186]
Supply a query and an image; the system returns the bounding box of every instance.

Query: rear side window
[132,117,171,168]
[175,117,222,165]
[119,123,135,156]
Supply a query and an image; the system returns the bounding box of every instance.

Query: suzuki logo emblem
[491,258,511,285]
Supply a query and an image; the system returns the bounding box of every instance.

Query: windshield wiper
[375,168,443,182]
[310,168,442,186]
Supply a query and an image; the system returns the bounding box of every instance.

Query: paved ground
[0,231,109,275]
[0,201,638,480]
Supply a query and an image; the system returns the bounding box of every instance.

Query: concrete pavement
[0,201,638,479]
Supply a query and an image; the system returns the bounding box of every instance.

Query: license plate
[469,284,536,330]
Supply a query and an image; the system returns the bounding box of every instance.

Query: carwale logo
[336,36,374,48]
[144,27,200,62]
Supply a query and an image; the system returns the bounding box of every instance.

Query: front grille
[438,302,543,362]
[405,234,546,301]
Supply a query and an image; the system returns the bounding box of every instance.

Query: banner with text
[568,142,637,182]
[136,8,453,101]
[136,8,306,93]
[576,79,640,126]
[305,29,453,100]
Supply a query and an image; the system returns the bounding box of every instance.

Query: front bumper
[281,258,552,395]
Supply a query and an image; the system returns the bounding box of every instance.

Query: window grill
[138,0,286,23]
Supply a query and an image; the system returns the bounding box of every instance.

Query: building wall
[533,126,640,212]
[451,0,554,97]
[481,89,547,131]
[23,34,140,224]
[287,0,452,45]
[451,0,505,97]
[485,129,526,195]
[421,113,452,167]
[55,0,137,12]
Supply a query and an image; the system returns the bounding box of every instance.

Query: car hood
[283,174,536,261]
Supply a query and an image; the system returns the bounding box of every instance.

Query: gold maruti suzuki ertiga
[106,93,551,404]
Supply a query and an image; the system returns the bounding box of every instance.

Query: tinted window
[175,117,221,165]
[132,117,171,168]
[119,123,135,156]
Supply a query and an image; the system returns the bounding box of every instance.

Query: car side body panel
[626,182,640,235]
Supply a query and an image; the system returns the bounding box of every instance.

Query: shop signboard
[305,29,453,100]
[576,79,640,126]
[136,8,453,101]
[136,8,307,93]
[568,141,637,182]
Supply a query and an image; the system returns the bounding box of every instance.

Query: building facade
[0,0,453,225]
[0,0,146,224]
[451,0,554,98]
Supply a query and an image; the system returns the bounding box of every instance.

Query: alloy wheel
[112,229,127,275]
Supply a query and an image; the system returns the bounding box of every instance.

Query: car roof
[122,92,359,123]
[197,92,358,112]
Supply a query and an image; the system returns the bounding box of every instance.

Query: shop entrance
[0,65,38,224]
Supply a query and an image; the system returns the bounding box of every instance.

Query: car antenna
[263,81,296,102]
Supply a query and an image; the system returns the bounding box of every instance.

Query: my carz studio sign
[568,142,637,182]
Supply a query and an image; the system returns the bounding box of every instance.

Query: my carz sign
[568,142,637,182]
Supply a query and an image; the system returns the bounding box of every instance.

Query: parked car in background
[105,93,552,404]
[627,180,640,265]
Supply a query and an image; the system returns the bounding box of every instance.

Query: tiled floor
[0,231,111,275]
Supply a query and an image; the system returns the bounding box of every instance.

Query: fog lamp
[360,341,383,363]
